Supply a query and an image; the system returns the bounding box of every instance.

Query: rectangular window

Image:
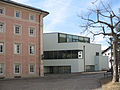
[58,33,67,43]
[44,50,83,59]
[29,45,35,55]
[0,22,5,32]
[14,25,21,35]
[0,64,4,74]
[14,43,21,54]
[58,33,90,43]
[72,36,79,42]
[29,27,35,37]
[14,64,21,74]
[78,37,84,42]
[0,7,4,14]
[15,11,21,18]
[29,64,35,73]
[67,35,72,42]
[84,38,90,43]
[96,52,99,56]
[0,42,4,53]
[29,14,35,20]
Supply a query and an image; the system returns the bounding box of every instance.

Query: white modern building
[43,32,109,74]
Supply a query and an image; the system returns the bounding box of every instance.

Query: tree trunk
[112,38,119,82]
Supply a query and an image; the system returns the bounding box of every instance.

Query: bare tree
[80,0,120,82]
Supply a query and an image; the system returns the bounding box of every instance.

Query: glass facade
[58,33,90,43]
[44,66,71,74]
[44,50,83,59]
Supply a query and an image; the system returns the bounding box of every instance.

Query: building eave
[0,0,49,16]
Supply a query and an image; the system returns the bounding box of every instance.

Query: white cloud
[43,0,72,32]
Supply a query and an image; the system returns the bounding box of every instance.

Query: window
[78,51,83,58]
[29,14,35,20]
[0,64,4,74]
[14,25,21,35]
[84,38,90,43]
[78,37,84,42]
[29,64,35,73]
[29,27,35,37]
[14,43,21,54]
[0,7,4,14]
[0,22,5,32]
[29,45,35,55]
[58,33,67,43]
[15,11,20,18]
[0,42,4,53]
[72,36,78,42]
[44,50,83,59]
[14,64,21,74]
[58,33,90,43]
[67,35,72,42]
[96,52,99,56]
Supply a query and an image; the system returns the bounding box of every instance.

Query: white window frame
[29,44,35,55]
[29,64,35,74]
[0,63,4,75]
[0,22,5,33]
[29,14,35,21]
[0,42,4,54]
[14,24,21,35]
[0,7,5,15]
[15,10,21,18]
[29,27,36,37]
[14,43,21,54]
[14,64,21,74]
[78,51,83,59]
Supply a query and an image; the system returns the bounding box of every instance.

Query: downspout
[38,12,44,77]
[83,46,86,72]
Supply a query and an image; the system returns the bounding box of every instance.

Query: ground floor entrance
[44,66,71,74]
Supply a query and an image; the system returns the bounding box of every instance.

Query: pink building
[0,0,49,78]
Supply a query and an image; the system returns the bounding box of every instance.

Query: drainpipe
[38,13,44,77]
[83,46,86,72]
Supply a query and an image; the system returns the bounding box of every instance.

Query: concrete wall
[43,33,107,73]
[43,33,102,65]
[44,59,84,73]
[95,56,109,70]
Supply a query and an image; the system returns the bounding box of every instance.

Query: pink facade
[0,0,48,78]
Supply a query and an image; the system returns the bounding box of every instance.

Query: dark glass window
[66,51,72,59]
[96,52,99,56]
[72,36,78,42]
[44,50,83,59]
[58,33,67,43]
[0,8,4,14]
[16,11,20,18]
[78,37,84,42]
[67,35,72,42]
[58,33,90,43]
[84,38,90,43]
[72,50,78,58]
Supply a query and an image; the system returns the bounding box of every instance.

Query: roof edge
[0,0,49,15]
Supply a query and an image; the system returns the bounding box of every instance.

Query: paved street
[0,71,105,90]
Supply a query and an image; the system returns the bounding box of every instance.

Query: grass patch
[101,77,120,90]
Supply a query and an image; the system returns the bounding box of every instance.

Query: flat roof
[0,0,49,15]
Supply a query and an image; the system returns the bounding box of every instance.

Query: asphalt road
[0,71,105,90]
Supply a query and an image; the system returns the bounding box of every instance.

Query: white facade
[43,33,109,73]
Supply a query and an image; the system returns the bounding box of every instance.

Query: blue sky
[12,0,120,50]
